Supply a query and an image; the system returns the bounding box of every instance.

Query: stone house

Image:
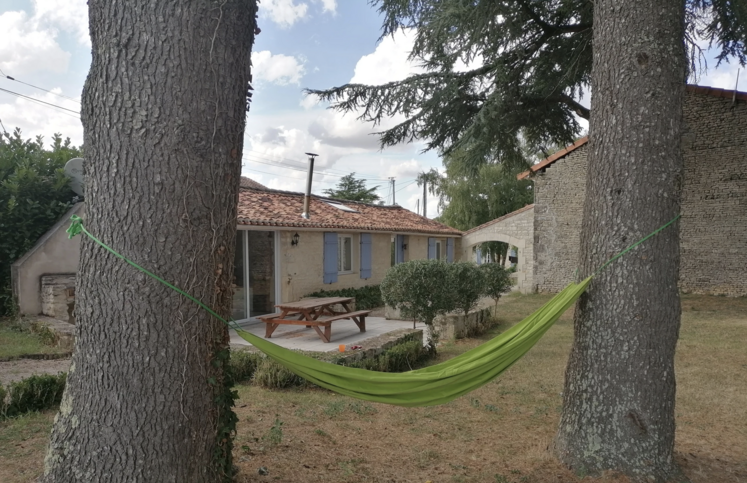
[12,180,462,322]
[513,84,747,296]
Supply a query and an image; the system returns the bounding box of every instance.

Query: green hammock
[66,214,676,408]
[234,277,590,407]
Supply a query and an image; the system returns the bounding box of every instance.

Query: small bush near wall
[303,285,383,310]
[480,263,513,305]
[237,335,432,390]
[1,373,67,419]
[448,262,485,316]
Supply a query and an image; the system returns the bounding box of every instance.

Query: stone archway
[461,205,535,293]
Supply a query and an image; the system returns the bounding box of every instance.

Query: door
[232,230,277,320]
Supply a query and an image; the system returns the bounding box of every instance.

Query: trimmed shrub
[303,285,383,310]
[479,263,513,305]
[1,373,67,418]
[448,262,485,316]
[252,356,307,389]
[229,350,264,384]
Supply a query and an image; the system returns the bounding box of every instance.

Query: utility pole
[302,152,318,219]
[416,199,420,215]
[389,177,396,205]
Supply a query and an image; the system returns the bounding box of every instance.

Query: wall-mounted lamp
[291,232,300,246]
[402,243,407,250]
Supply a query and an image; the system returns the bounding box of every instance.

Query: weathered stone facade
[531,87,747,295]
[680,91,747,295]
[461,204,535,293]
[533,145,589,292]
[40,274,76,323]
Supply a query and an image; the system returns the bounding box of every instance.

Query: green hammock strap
[66,215,242,332]
[593,214,681,276]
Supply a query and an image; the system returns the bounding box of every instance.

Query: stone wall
[680,93,747,295]
[41,274,76,323]
[532,90,747,295]
[533,145,588,292]
[461,204,535,293]
[11,203,84,315]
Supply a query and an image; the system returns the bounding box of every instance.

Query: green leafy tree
[448,262,484,316]
[322,173,381,203]
[479,263,513,307]
[0,129,80,315]
[380,259,453,347]
[415,168,439,217]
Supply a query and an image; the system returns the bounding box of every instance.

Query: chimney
[302,152,318,219]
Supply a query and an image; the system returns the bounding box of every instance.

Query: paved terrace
[230,316,429,352]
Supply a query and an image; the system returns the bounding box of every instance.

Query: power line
[0,87,80,117]
[0,71,81,104]
[241,166,338,186]
[245,149,393,181]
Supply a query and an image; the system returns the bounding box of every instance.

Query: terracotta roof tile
[463,204,535,235]
[240,176,268,189]
[516,84,747,180]
[517,137,588,180]
[237,187,462,236]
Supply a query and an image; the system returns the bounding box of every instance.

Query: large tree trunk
[42,1,257,481]
[554,0,685,480]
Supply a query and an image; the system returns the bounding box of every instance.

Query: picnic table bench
[256,296,371,343]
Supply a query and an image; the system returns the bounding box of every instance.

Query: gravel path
[0,358,71,386]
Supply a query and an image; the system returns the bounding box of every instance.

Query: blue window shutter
[427,238,436,259]
[476,247,482,266]
[323,232,338,284]
[447,238,454,263]
[360,233,372,279]
[395,234,405,264]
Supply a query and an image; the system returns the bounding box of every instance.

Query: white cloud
[32,0,90,46]
[351,29,425,85]
[314,0,337,14]
[253,51,306,86]
[259,0,308,29]
[0,10,70,76]
[0,90,83,146]
[299,93,320,109]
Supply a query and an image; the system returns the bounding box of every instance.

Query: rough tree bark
[42,1,257,482]
[554,0,685,481]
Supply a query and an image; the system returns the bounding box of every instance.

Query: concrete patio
[229,316,429,352]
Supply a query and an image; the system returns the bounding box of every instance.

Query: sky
[1,0,745,217]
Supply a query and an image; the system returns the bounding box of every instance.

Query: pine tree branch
[517,0,592,35]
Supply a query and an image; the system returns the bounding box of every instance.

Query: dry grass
[0,293,745,482]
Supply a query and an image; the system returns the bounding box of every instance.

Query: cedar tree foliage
[307,0,745,168]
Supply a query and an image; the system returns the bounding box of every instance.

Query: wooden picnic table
[256,296,371,343]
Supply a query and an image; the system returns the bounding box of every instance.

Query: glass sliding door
[247,230,276,317]
[232,231,247,320]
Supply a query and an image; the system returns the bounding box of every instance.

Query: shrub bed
[303,285,383,310]
[0,373,67,419]
[232,334,432,389]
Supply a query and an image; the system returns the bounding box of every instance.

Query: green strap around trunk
[66,214,677,407]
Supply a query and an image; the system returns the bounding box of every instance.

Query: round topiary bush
[479,262,513,306]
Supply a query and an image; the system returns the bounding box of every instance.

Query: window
[436,240,442,260]
[338,235,353,272]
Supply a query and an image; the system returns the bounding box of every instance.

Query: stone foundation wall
[40,274,76,323]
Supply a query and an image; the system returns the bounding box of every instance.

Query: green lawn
[0,293,745,483]
[0,320,69,360]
